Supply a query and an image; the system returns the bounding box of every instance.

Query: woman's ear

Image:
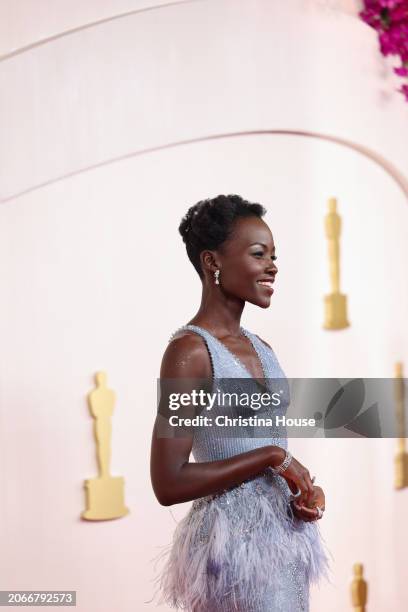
[200,250,219,276]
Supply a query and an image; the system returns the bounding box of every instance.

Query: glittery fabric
[153,325,330,611]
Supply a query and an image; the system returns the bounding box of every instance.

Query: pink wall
[1,1,408,610]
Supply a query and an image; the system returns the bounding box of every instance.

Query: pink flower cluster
[359,0,408,101]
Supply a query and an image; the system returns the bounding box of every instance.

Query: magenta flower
[360,0,408,102]
[399,83,408,100]
[379,0,402,8]
[394,64,408,75]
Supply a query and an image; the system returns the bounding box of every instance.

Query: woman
[150,194,330,611]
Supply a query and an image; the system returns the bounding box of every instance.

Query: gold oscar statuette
[394,362,408,490]
[323,197,350,330]
[350,562,367,612]
[82,371,129,520]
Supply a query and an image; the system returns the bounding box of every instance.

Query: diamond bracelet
[271,450,293,474]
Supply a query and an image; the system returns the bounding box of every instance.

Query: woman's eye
[253,252,277,261]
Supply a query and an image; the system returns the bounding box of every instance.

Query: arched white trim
[0,0,203,62]
[1,129,407,205]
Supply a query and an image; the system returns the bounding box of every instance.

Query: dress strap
[168,324,219,378]
[169,324,214,344]
[241,328,286,379]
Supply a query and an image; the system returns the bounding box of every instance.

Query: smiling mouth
[256,280,274,288]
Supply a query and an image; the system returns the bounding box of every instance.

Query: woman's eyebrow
[249,242,275,252]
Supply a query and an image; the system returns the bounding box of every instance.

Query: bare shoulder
[254,333,272,350]
[160,330,212,378]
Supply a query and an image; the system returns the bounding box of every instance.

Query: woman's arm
[150,333,315,507]
[151,420,284,506]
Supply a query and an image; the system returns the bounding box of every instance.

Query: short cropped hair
[178,194,266,278]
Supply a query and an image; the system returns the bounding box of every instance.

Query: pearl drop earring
[214,269,220,285]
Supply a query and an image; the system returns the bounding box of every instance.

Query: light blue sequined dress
[154,325,330,611]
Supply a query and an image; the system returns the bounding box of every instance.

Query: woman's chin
[247,296,272,309]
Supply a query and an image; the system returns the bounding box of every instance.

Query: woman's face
[214,216,278,308]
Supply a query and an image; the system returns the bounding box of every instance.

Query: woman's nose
[266,261,278,275]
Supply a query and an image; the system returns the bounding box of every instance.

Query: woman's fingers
[304,471,316,507]
[287,480,299,495]
[294,477,307,506]
[291,502,314,522]
[282,458,318,507]
[293,502,320,521]
[297,473,314,507]
[282,458,325,520]
[314,486,326,510]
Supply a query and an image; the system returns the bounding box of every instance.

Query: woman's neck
[188,287,245,338]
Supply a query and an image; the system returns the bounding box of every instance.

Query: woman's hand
[291,485,325,522]
[275,454,316,507]
[310,485,325,511]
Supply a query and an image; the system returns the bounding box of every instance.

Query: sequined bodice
[170,324,290,463]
